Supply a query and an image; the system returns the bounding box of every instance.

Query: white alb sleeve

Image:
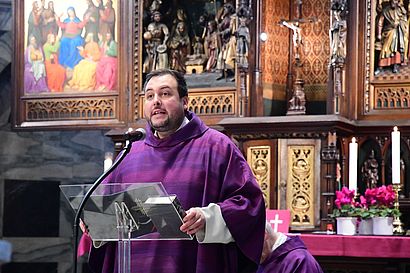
[195,203,235,244]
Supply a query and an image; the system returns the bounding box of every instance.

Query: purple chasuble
[89,111,265,273]
[257,236,324,273]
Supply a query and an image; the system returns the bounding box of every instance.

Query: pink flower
[363,185,395,208]
[334,187,356,209]
[359,196,368,208]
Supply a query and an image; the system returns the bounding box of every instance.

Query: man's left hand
[180,208,205,235]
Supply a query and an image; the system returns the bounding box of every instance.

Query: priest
[88,69,266,273]
[257,222,323,273]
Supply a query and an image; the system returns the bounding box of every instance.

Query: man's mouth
[152,109,166,116]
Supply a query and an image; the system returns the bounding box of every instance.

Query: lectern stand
[60,182,192,273]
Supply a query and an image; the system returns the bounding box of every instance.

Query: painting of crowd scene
[24,0,118,95]
[141,0,239,88]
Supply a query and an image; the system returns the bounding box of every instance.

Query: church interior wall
[261,0,329,116]
[261,0,289,115]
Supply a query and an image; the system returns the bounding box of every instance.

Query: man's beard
[149,115,171,132]
[148,113,184,133]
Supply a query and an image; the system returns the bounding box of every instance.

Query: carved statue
[170,8,188,38]
[375,0,409,75]
[204,20,220,72]
[287,79,306,112]
[149,0,162,14]
[361,150,379,189]
[216,2,237,80]
[281,20,302,61]
[143,11,169,73]
[235,12,250,68]
[330,0,348,64]
[168,21,190,73]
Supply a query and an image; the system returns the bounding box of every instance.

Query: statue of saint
[375,0,408,75]
[143,11,169,73]
[168,21,190,73]
[361,150,379,189]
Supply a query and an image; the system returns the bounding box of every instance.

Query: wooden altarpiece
[12,0,261,132]
[12,0,410,237]
[221,0,410,235]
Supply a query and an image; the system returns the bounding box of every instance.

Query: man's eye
[162,92,169,97]
[146,94,154,100]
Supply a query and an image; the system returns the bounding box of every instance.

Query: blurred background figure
[0,240,12,265]
[257,222,324,273]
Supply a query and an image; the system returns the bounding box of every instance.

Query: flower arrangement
[332,185,401,219]
[331,187,358,218]
[360,185,401,218]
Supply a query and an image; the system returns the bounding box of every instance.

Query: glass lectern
[60,182,192,273]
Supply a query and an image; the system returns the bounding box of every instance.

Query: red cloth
[298,234,410,258]
[78,233,92,258]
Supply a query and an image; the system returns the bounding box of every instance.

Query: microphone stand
[72,132,141,273]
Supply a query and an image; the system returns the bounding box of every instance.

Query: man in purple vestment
[88,69,266,273]
[257,222,323,273]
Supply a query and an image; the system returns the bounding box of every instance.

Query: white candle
[349,137,358,191]
[392,126,400,184]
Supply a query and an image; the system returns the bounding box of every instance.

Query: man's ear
[182,96,189,110]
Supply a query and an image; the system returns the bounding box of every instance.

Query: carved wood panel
[247,145,271,207]
[278,138,322,230]
[25,97,117,121]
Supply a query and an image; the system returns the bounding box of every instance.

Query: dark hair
[143,69,188,98]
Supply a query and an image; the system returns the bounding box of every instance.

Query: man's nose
[152,94,161,105]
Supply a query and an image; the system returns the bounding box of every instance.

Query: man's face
[144,74,188,138]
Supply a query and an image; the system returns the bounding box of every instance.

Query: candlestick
[349,137,358,192]
[392,184,405,235]
[392,126,400,184]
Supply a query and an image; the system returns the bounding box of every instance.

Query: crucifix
[280,0,317,115]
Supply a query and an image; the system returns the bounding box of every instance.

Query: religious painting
[13,0,130,129]
[23,0,118,94]
[140,0,237,90]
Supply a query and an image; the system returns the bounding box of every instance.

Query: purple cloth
[24,47,49,94]
[89,111,265,273]
[257,236,324,273]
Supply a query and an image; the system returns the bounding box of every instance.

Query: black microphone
[124,128,146,142]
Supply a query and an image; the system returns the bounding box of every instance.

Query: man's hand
[180,208,205,235]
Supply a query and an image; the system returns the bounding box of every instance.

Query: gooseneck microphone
[124,128,146,142]
[72,128,146,273]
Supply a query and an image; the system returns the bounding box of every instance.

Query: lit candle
[349,137,358,191]
[392,126,400,184]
